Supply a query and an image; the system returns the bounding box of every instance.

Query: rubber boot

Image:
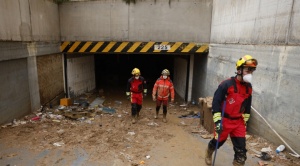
[154,111,159,119]
[137,105,142,119]
[155,106,160,119]
[205,146,215,165]
[131,115,136,124]
[232,160,244,166]
[233,147,246,166]
[162,113,167,123]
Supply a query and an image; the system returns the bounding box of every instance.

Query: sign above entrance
[154,45,171,51]
[60,41,208,54]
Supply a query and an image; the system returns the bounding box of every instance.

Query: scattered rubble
[0,92,299,166]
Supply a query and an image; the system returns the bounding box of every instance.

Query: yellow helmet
[161,69,170,76]
[236,55,258,69]
[131,68,141,75]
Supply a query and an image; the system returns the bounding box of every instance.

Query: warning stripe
[79,42,92,52]
[61,41,209,54]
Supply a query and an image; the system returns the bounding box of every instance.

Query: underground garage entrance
[62,41,209,102]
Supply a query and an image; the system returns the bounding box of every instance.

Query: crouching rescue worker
[152,69,175,123]
[126,68,147,124]
[205,55,258,166]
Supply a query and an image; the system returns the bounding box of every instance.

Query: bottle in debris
[276,145,285,154]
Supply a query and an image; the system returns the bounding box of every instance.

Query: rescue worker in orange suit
[205,55,258,166]
[152,69,175,123]
[126,68,147,124]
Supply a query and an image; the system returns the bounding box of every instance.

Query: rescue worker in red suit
[205,55,258,166]
[126,68,147,124]
[152,69,175,123]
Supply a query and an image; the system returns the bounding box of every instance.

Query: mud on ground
[0,90,299,166]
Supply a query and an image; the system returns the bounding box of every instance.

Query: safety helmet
[236,55,258,69]
[131,68,141,75]
[161,69,170,76]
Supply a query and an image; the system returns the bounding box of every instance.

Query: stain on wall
[37,54,64,105]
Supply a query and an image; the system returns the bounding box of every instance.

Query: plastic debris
[261,152,272,161]
[90,97,105,107]
[31,116,40,121]
[57,105,66,110]
[1,123,12,128]
[261,147,272,153]
[276,145,285,154]
[147,122,158,126]
[53,142,65,147]
[258,161,268,166]
[85,120,92,124]
[102,107,116,114]
[128,131,135,136]
[57,129,65,134]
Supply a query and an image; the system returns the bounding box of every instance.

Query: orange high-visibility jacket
[152,76,175,101]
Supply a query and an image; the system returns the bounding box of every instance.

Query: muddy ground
[0,89,299,166]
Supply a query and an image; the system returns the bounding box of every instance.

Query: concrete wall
[0,0,60,41]
[67,55,96,98]
[192,53,208,102]
[0,0,61,124]
[59,0,212,43]
[207,0,300,152]
[211,0,299,45]
[0,59,31,124]
[173,57,188,100]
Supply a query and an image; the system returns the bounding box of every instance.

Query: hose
[251,106,300,158]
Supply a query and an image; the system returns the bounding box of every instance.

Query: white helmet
[161,69,170,76]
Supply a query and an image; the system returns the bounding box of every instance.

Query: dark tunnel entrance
[62,41,208,102]
[94,54,177,93]
[64,52,208,103]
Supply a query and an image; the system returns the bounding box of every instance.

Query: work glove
[126,92,131,100]
[215,121,222,134]
[213,112,221,123]
[152,96,156,101]
[242,113,250,131]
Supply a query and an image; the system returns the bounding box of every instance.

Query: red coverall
[208,77,252,164]
[126,76,147,116]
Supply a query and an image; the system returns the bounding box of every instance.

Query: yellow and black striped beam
[61,41,208,54]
